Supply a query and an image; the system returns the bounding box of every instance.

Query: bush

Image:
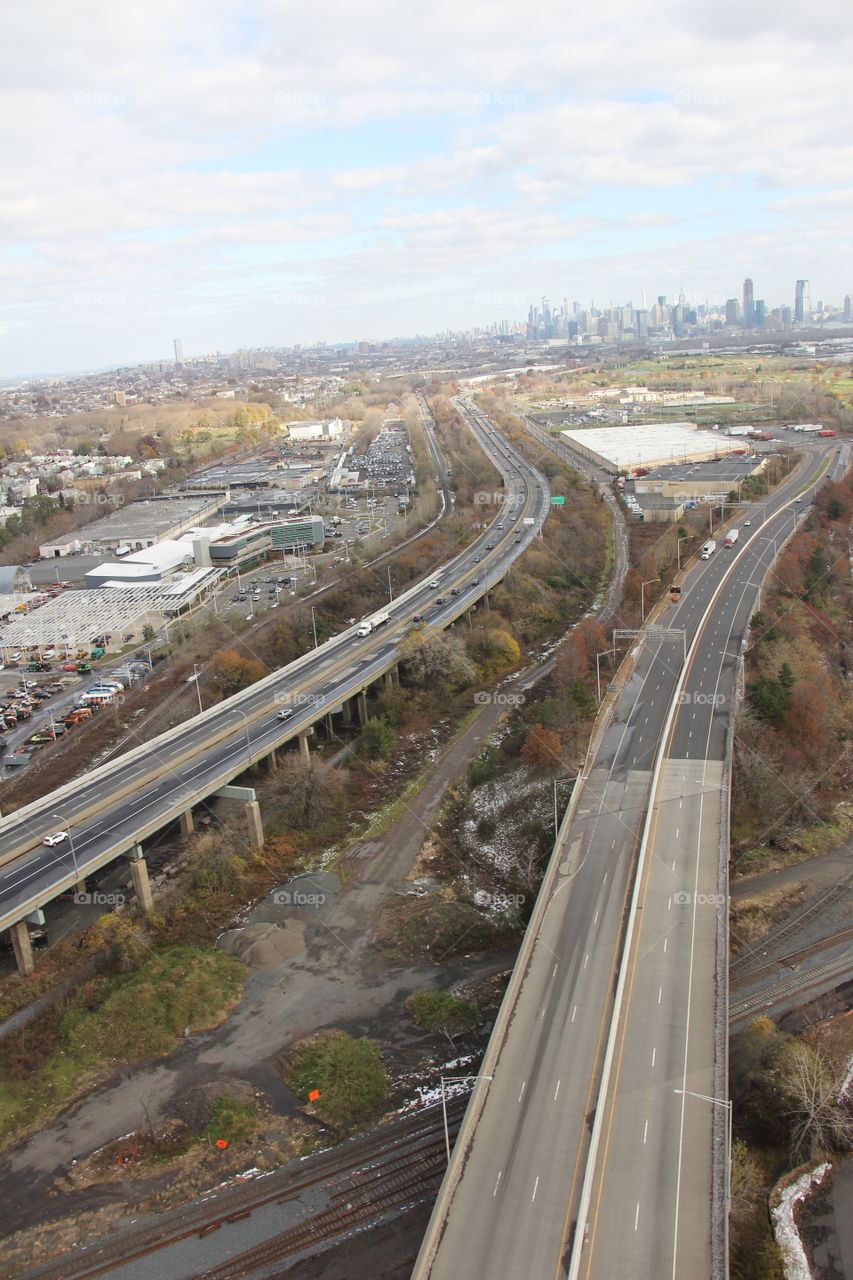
[286,1031,387,1128]
[406,990,480,1040]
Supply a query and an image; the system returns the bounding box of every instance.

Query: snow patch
[772,1162,831,1280]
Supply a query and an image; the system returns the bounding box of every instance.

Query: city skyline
[2,0,852,376]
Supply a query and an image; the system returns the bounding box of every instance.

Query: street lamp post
[52,811,80,886]
[595,648,617,703]
[674,1087,732,1210]
[191,664,204,716]
[641,578,660,620]
[310,606,319,649]
[439,1075,493,1162]
[387,565,394,601]
[553,775,579,839]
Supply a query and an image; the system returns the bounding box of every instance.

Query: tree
[520,723,562,771]
[778,1039,853,1161]
[400,630,476,689]
[286,1032,387,1128]
[208,650,267,696]
[405,990,480,1044]
[360,716,396,760]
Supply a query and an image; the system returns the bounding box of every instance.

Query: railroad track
[730,877,853,977]
[731,923,853,990]
[19,1097,468,1280]
[195,1132,452,1280]
[730,953,853,1024]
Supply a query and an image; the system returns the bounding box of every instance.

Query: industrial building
[39,493,227,558]
[560,423,740,472]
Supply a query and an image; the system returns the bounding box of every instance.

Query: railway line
[18,1096,468,1280]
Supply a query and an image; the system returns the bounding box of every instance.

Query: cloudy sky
[1,0,852,376]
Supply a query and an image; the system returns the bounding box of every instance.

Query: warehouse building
[560,423,739,472]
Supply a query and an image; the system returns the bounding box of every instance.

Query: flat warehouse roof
[561,423,736,469]
[77,496,225,543]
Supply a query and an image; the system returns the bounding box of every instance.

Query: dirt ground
[0,688,524,1271]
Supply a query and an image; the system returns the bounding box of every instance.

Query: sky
[1,0,852,376]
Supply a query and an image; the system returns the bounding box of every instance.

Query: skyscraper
[743,278,754,327]
[794,280,811,324]
[173,338,184,365]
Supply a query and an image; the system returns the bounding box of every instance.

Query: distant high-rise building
[636,310,648,339]
[743,278,755,327]
[754,300,766,327]
[794,279,811,324]
[173,338,184,365]
[725,298,740,325]
[844,295,853,322]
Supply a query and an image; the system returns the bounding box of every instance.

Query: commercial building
[206,515,326,569]
[560,423,740,472]
[795,279,811,324]
[39,493,227,558]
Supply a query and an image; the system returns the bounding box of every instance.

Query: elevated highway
[0,401,550,953]
[414,442,838,1279]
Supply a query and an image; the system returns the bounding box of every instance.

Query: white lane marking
[553,962,558,976]
[643,1119,649,1144]
[652,1046,657,1068]
[675,828,679,839]
[519,1081,527,1103]
[672,860,676,872]
[611,839,616,849]
[603,871,608,884]
[532,1176,540,1203]
[668,897,672,911]
[554,1079,561,1102]
[664,938,668,952]
[493,1171,502,1197]
[658,987,663,1004]
[584,953,589,969]
[571,1005,577,1023]
[634,1202,640,1231]
[593,910,599,924]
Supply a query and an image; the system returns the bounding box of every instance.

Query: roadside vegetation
[284,1031,387,1131]
[731,470,853,877]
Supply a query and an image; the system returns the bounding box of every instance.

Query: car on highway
[744,520,751,526]
[471,578,480,585]
[514,535,522,543]
[435,596,448,605]
[276,707,295,721]
[412,614,425,623]
[485,542,494,550]
[451,587,461,596]
[43,830,68,846]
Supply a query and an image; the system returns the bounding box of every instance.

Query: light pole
[52,811,80,886]
[387,565,394,601]
[641,577,660,620]
[595,648,617,703]
[310,606,319,649]
[440,1075,493,1162]
[674,1088,732,1209]
[192,664,204,715]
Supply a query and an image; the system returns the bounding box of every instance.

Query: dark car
[450,587,461,596]
[485,542,494,550]
[435,596,448,605]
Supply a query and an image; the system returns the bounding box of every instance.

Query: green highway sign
[550,496,565,505]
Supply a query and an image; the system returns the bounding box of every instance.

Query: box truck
[724,529,739,547]
[701,540,717,559]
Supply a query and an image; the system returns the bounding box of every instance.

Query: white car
[43,830,68,847]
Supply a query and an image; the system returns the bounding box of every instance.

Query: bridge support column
[128,846,154,914]
[341,696,354,727]
[10,920,34,976]
[482,591,491,612]
[178,808,194,836]
[355,690,368,726]
[383,664,399,690]
[298,731,311,764]
[265,749,278,775]
[244,800,264,849]
[324,712,334,738]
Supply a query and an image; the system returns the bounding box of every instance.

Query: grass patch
[0,946,246,1149]
[285,1031,387,1130]
[203,1094,259,1146]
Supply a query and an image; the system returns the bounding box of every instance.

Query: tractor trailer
[356,612,391,638]
[700,539,717,559]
